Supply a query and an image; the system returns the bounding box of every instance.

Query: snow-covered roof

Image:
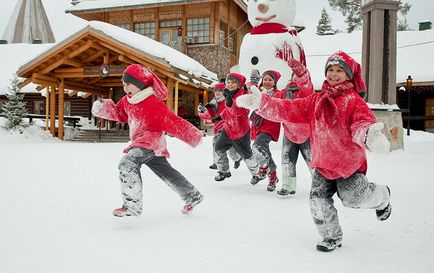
[66,0,247,13]
[1,21,218,95]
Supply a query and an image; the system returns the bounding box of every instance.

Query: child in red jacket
[198,83,242,173]
[213,72,264,184]
[92,64,204,216]
[249,70,282,191]
[237,51,392,252]
[275,80,314,196]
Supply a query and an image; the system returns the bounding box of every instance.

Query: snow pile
[0,117,58,143]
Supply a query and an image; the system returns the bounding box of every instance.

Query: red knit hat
[324,51,366,95]
[122,64,168,100]
[262,70,281,83]
[212,83,226,92]
[226,72,246,87]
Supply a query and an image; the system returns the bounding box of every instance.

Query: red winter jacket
[257,75,375,180]
[198,99,226,134]
[219,89,250,140]
[275,74,314,144]
[250,88,281,141]
[95,93,202,157]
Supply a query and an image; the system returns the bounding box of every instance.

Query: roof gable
[17,21,217,95]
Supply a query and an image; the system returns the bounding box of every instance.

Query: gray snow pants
[214,129,258,175]
[252,132,276,171]
[281,136,312,177]
[310,170,390,242]
[118,147,200,215]
[212,132,241,166]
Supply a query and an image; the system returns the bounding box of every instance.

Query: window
[229,28,236,52]
[219,21,228,47]
[64,102,71,116]
[186,18,210,44]
[116,23,131,30]
[160,20,182,28]
[34,101,44,114]
[134,22,156,39]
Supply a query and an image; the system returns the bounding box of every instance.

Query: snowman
[238,0,306,89]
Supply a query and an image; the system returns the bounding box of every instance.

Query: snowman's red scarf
[250,23,297,35]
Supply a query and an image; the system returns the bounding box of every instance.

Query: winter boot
[267,170,279,192]
[233,159,242,169]
[255,166,268,180]
[182,192,204,214]
[214,171,231,181]
[112,206,138,217]
[316,238,342,252]
[376,186,392,221]
[250,173,266,185]
[209,163,217,169]
[276,176,296,196]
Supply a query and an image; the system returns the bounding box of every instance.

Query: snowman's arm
[256,93,311,124]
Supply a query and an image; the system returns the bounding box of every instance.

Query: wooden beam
[166,78,174,112]
[68,90,79,97]
[63,58,82,67]
[58,80,65,140]
[95,39,170,71]
[45,89,49,130]
[96,82,123,87]
[49,86,56,136]
[118,55,135,64]
[36,85,47,91]
[174,81,179,115]
[18,78,32,89]
[39,41,92,74]
[82,49,105,63]
[54,67,83,73]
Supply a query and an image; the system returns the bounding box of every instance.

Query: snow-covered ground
[0,119,433,273]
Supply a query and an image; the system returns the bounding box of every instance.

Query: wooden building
[15,22,218,140]
[66,0,251,80]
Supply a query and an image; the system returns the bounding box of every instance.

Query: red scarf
[315,81,354,126]
[250,23,289,35]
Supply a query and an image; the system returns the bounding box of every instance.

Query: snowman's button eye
[251,56,259,65]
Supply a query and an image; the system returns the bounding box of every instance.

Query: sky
[0,117,434,273]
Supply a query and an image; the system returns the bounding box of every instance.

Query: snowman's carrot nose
[258,3,269,13]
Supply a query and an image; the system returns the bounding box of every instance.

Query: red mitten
[288,58,307,77]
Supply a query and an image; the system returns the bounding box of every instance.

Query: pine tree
[317,8,335,35]
[1,75,28,130]
[328,0,412,33]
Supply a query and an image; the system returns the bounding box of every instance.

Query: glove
[365,123,390,153]
[211,115,222,123]
[250,69,261,86]
[91,99,103,116]
[197,103,206,113]
[223,88,233,107]
[236,85,262,111]
[288,58,307,77]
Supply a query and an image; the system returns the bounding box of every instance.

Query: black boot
[214,172,231,181]
[376,186,392,221]
[209,163,217,170]
[233,159,242,169]
[316,239,342,252]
